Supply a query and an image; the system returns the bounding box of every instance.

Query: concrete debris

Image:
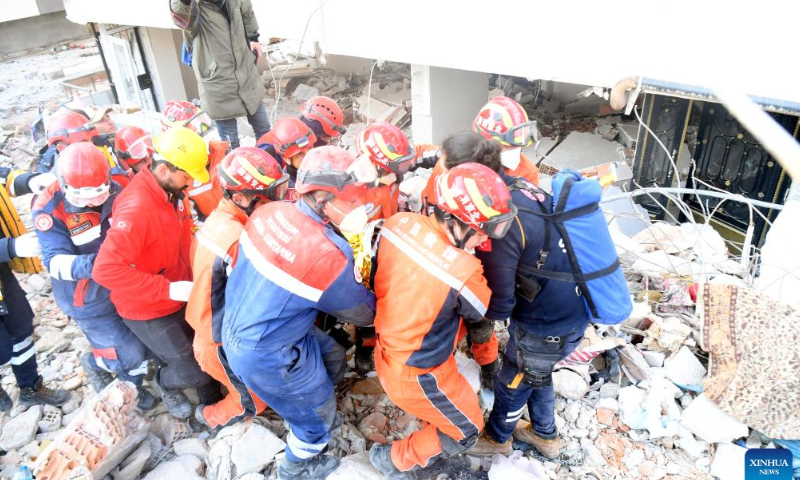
[328,451,385,480]
[173,438,209,460]
[143,454,205,480]
[617,344,652,383]
[149,413,192,448]
[641,316,693,353]
[709,443,747,480]
[110,439,151,480]
[617,122,638,148]
[488,450,548,480]
[663,346,706,387]
[37,405,62,433]
[0,405,42,451]
[230,421,285,474]
[292,83,320,101]
[552,368,589,401]
[680,394,748,444]
[35,381,149,480]
[358,412,389,443]
[540,131,626,175]
[456,351,481,394]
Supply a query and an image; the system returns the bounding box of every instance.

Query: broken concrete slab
[618,122,638,148]
[664,346,706,387]
[0,405,42,451]
[173,438,209,460]
[541,131,626,173]
[143,454,205,480]
[293,83,320,101]
[680,394,748,444]
[553,369,589,400]
[230,422,285,474]
[328,451,385,480]
[526,136,558,164]
[709,443,746,480]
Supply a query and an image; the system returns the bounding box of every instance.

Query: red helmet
[46,111,97,147]
[473,96,538,147]
[262,118,317,158]
[57,143,111,206]
[217,147,289,202]
[114,126,154,168]
[354,122,416,176]
[295,146,375,200]
[435,163,517,239]
[161,100,211,134]
[300,96,346,138]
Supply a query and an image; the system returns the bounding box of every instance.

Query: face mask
[336,205,368,236]
[500,147,522,171]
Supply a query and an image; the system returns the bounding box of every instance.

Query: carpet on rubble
[701,283,800,439]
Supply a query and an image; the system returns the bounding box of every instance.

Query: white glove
[28,173,57,195]
[169,281,194,302]
[13,233,41,258]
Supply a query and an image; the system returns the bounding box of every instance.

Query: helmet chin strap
[444,215,474,250]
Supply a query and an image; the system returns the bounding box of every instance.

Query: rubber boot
[152,368,192,419]
[136,385,157,411]
[369,443,411,480]
[81,352,115,393]
[0,386,12,412]
[278,454,340,480]
[19,376,69,407]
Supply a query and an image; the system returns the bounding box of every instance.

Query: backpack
[512,171,632,325]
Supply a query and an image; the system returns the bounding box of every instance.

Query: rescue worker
[223,146,376,480]
[169,0,271,149]
[440,134,590,462]
[93,127,220,419]
[185,140,227,222]
[114,126,155,174]
[0,173,70,411]
[159,100,213,136]
[186,147,289,430]
[420,96,540,211]
[369,163,517,479]
[33,143,155,410]
[255,117,316,201]
[38,110,98,173]
[299,96,346,147]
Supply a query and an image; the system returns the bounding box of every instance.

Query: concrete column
[140,27,198,111]
[411,65,489,145]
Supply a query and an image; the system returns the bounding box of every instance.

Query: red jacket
[93,168,194,320]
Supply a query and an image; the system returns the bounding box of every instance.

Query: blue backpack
[513,171,632,325]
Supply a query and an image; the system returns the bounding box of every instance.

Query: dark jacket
[475,174,590,337]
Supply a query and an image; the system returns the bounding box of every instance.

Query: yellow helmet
[153,126,209,183]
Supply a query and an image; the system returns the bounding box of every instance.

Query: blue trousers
[75,314,150,386]
[0,265,37,387]
[486,324,586,442]
[215,103,271,149]
[224,325,344,463]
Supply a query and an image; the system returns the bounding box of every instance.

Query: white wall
[0,1,41,23]
[62,0,800,105]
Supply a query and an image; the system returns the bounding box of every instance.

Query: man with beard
[94,127,220,419]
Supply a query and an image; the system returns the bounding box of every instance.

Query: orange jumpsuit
[186,198,267,428]
[374,213,490,471]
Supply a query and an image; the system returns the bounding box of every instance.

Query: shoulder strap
[510,178,551,268]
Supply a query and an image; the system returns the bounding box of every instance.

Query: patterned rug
[701,283,800,439]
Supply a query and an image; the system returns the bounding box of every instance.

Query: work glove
[12,233,42,258]
[480,359,500,392]
[169,281,194,302]
[27,173,57,195]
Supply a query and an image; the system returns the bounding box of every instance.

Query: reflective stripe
[49,254,77,281]
[13,336,33,353]
[417,372,479,439]
[239,231,323,302]
[506,405,526,423]
[95,356,113,373]
[71,224,102,246]
[287,430,327,459]
[11,347,35,365]
[195,230,233,265]
[188,182,213,197]
[381,229,487,317]
[128,360,149,377]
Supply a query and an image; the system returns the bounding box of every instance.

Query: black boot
[152,368,192,419]
[0,386,12,412]
[136,385,157,411]
[19,376,69,407]
[278,454,340,480]
[81,352,115,393]
[196,381,223,406]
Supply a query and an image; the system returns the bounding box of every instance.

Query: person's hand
[13,233,41,258]
[169,281,194,302]
[28,173,57,195]
[250,41,263,63]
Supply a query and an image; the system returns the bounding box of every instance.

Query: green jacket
[170,0,265,120]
